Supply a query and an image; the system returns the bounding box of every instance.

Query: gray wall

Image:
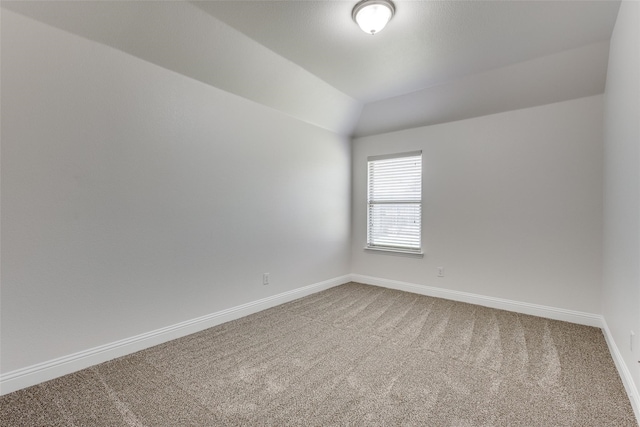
[1,10,351,373]
[602,0,640,402]
[352,95,604,314]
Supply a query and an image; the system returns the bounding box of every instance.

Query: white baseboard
[0,275,350,396]
[601,319,640,425]
[350,274,602,327]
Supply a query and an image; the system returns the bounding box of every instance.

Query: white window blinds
[367,151,422,253]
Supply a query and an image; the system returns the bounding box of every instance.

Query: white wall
[0,11,351,374]
[352,95,604,314]
[602,0,640,405]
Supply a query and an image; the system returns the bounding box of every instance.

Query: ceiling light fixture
[352,0,395,35]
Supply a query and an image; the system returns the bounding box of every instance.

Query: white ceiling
[2,0,621,137]
[195,0,620,103]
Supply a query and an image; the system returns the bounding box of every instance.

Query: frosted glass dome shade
[352,0,395,35]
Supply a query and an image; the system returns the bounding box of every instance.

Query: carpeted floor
[0,282,636,426]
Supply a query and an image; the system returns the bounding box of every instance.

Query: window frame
[366,151,423,256]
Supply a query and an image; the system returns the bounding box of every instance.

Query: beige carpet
[1,282,636,426]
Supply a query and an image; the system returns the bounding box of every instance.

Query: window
[367,151,422,254]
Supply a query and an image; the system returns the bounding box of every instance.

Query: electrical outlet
[437,267,444,277]
[263,273,270,286]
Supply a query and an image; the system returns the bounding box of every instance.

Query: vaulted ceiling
[2,1,621,137]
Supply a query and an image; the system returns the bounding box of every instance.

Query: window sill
[364,247,424,258]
